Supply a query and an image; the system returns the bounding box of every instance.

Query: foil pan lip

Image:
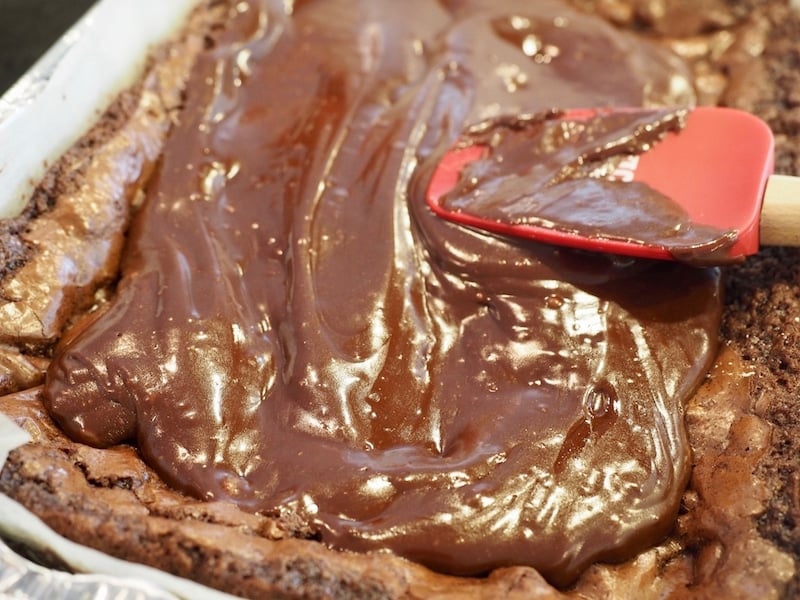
[0,0,201,219]
[0,537,179,600]
[0,9,86,124]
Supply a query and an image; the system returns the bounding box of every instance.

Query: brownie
[1,1,799,598]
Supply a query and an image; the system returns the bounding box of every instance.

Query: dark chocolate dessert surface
[40,0,723,586]
[0,0,798,598]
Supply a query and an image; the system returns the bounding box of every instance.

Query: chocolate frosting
[437,109,739,264]
[43,0,721,586]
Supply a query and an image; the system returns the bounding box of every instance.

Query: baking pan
[0,0,199,218]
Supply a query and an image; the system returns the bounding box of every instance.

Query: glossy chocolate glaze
[439,109,738,263]
[43,0,721,586]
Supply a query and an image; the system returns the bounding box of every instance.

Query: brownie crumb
[724,247,800,600]
[715,4,800,598]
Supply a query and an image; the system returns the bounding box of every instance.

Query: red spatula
[426,106,799,264]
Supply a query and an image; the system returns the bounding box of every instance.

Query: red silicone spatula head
[426,106,775,262]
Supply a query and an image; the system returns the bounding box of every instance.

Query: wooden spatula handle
[760,174,800,247]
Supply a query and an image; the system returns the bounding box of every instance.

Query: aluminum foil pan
[0,0,242,597]
[0,537,177,600]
